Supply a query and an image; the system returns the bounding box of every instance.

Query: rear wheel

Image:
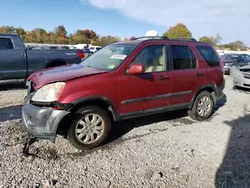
[188,91,214,121]
[67,106,111,150]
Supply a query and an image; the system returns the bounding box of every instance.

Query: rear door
[168,44,206,106]
[0,37,26,79]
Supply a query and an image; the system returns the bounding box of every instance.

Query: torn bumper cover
[21,97,70,143]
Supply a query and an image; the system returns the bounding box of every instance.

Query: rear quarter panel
[192,44,224,88]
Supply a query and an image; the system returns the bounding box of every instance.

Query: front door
[118,44,171,114]
[168,44,205,106]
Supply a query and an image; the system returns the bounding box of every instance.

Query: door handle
[197,72,204,77]
[158,75,169,80]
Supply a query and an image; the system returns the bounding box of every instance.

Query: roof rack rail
[170,38,197,41]
[131,36,169,40]
[131,36,197,42]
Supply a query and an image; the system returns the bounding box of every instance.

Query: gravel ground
[0,76,250,188]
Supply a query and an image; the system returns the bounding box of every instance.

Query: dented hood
[27,64,108,89]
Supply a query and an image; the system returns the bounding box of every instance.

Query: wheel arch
[69,96,120,122]
[189,85,217,109]
[56,97,120,138]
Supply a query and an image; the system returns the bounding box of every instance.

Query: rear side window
[196,46,219,66]
[170,45,196,70]
[0,37,14,50]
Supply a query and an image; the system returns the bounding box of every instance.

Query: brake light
[77,51,85,60]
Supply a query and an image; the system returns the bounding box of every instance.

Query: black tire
[67,105,111,150]
[187,91,214,121]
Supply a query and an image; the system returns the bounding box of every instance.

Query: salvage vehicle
[22,35,225,150]
[232,65,250,89]
[0,33,84,81]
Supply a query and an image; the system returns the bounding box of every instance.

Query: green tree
[199,34,223,46]
[214,33,222,45]
[163,23,192,39]
[199,36,216,45]
[55,25,67,38]
[94,36,120,46]
[16,27,26,41]
[0,26,16,34]
[70,34,90,44]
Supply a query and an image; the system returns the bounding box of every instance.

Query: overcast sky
[81,0,250,45]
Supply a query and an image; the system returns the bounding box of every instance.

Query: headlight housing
[235,69,242,76]
[31,82,65,102]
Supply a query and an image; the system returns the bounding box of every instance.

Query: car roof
[112,37,210,46]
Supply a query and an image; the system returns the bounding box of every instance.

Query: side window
[196,46,219,66]
[0,38,14,50]
[170,45,196,70]
[132,45,167,73]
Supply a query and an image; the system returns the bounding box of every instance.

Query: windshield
[81,43,136,70]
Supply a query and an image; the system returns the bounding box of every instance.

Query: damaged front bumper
[21,95,70,143]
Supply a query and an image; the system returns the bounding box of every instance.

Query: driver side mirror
[127,64,145,74]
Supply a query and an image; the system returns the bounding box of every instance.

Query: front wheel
[67,106,111,150]
[188,91,214,121]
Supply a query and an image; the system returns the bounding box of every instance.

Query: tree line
[0,24,248,50]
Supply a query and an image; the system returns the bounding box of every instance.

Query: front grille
[243,73,250,79]
[243,84,250,87]
[244,76,250,79]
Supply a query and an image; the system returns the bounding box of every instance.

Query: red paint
[27,39,224,115]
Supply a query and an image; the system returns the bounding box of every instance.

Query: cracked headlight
[32,82,65,102]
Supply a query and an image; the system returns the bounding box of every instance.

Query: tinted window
[0,38,14,50]
[131,45,167,73]
[171,45,196,70]
[196,46,219,66]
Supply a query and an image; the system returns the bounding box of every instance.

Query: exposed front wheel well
[70,99,119,122]
[56,100,117,140]
[46,61,67,68]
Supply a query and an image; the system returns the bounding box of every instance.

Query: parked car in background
[22,36,224,150]
[89,46,102,53]
[83,48,93,58]
[221,53,240,74]
[221,53,250,75]
[232,64,250,89]
[237,54,250,65]
[0,33,85,81]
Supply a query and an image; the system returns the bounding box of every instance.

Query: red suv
[22,36,225,150]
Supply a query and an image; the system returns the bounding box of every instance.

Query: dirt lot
[0,76,250,188]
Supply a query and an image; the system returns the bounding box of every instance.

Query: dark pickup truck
[0,33,84,80]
